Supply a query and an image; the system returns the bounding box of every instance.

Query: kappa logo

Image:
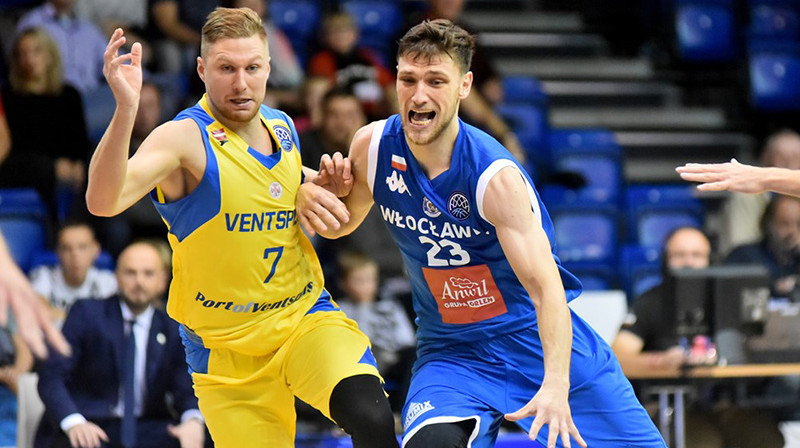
[404,401,434,428]
[422,197,441,218]
[448,191,470,220]
[272,125,294,151]
[386,171,410,196]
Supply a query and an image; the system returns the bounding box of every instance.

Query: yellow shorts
[180,300,382,448]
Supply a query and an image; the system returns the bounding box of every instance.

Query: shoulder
[349,122,379,159]
[145,118,202,153]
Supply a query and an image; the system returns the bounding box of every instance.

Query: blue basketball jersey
[368,115,582,348]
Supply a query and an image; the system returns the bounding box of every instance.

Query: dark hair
[321,86,360,110]
[397,19,475,74]
[57,220,97,242]
[337,250,377,280]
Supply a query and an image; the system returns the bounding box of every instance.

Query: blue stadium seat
[549,206,619,265]
[501,76,548,107]
[341,0,403,63]
[750,2,800,40]
[0,189,48,272]
[495,103,548,135]
[619,244,662,300]
[552,150,622,204]
[675,0,738,61]
[271,0,322,64]
[625,184,704,246]
[748,41,800,110]
[549,128,619,153]
[563,263,616,290]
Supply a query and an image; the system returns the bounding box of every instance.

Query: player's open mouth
[231,98,252,106]
[409,110,435,125]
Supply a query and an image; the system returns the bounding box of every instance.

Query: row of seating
[675,0,800,110]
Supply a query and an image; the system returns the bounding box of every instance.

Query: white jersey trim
[401,415,480,448]
[476,160,541,227]
[367,119,387,195]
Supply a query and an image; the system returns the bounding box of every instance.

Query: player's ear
[458,71,473,100]
[197,56,205,82]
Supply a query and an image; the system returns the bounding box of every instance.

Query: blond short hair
[200,7,267,57]
[10,28,64,95]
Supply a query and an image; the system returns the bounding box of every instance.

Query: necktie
[121,319,137,448]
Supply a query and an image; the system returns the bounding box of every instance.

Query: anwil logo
[405,401,435,428]
[386,171,410,195]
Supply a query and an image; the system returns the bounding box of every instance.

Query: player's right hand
[296,182,350,237]
[103,28,142,110]
[66,421,109,448]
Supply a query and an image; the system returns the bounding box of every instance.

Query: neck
[63,270,87,288]
[22,78,48,94]
[407,117,460,179]
[125,301,150,317]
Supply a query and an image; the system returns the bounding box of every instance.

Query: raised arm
[86,29,190,217]
[677,158,800,197]
[483,167,585,448]
[297,123,377,238]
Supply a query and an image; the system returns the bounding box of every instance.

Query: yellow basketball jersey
[151,95,325,356]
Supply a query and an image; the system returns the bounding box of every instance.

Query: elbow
[85,193,116,217]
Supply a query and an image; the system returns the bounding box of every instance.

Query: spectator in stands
[335,251,415,413]
[725,194,800,299]
[300,87,365,168]
[16,0,107,95]
[299,87,405,280]
[405,0,525,162]
[0,320,34,446]
[34,240,207,448]
[74,0,154,68]
[719,129,800,256]
[149,0,218,74]
[308,12,397,120]
[293,76,333,133]
[612,226,784,448]
[0,28,89,221]
[224,0,305,109]
[30,221,117,325]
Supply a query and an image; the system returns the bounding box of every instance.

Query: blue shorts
[401,311,665,448]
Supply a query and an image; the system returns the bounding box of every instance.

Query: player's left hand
[504,381,587,448]
[167,418,205,448]
[313,152,352,197]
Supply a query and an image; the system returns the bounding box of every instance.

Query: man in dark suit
[35,240,206,448]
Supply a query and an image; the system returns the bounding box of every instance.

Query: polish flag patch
[391,154,407,171]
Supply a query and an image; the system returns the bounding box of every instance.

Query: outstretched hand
[504,383,587,448]
[103,28,143,109]
[0,236,70,358]
[313,152,352,198]
[676,158,767,194]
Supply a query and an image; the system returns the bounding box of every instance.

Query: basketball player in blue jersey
[84,7,399,448]
[298,20,666,448]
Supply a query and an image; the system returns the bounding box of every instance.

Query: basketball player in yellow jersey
[84,7,398,448]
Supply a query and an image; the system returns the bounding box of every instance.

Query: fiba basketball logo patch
[272,125,294,151]
[422,197,441,218]
[448,192,470,220]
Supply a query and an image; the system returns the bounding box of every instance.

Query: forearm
[761,167,800,197]
[615,351,681,378]
[535,289,573,389]
[86,105,137,216]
